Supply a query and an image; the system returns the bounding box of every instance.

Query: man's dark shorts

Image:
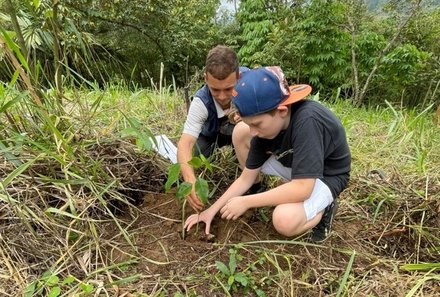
[194,119,234,158]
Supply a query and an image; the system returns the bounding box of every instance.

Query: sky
[219,0,238,13]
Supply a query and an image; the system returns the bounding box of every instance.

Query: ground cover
[1,88,439,296]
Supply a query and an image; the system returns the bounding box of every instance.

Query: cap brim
[280,84,312,106]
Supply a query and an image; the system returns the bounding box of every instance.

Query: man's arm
[178,97,209,211]
[177,133,204,210]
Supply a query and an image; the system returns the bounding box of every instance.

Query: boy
[184,66,351,242]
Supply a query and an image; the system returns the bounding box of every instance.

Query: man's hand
[184,209,216,234]
[220,196,249,220]
[187,189,204,211]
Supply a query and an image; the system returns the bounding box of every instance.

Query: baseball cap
[232,66,312,117]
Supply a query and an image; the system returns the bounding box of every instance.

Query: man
[177,45,252,211]
[184,67,351,242]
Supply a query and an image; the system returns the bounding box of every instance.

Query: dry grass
[1,89,439,296]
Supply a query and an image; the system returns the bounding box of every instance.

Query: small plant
[215,247,266,297]
[120,115,156,151]
[23,272,92,297]
[165,155,212,237]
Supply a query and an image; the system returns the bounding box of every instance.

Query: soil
[103,183,440,296]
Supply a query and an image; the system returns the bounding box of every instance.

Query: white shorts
[261,156,334,221]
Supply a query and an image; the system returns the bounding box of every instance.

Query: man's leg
[194,135,217,158]
[195,133,232,158]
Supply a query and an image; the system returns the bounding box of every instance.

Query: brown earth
[103,178,440,296]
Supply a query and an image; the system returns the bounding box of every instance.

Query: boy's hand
[184,209,215,234]
[220,196,249,220]
[187,189,204,211]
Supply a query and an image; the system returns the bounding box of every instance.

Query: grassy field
[1,84,439,296]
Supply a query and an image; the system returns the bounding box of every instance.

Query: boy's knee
[272,204,306,237]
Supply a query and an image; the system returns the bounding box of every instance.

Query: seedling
[215,247,266,297]
[23,272,89,297]
[165,155,212,238]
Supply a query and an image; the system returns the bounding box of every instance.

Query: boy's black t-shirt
[246,100,351,198]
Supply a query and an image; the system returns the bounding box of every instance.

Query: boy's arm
[209,167,259,213]
[177,133,204,211]
[184,167,260,233]
[220,178,316,220]
[246,178,316,208]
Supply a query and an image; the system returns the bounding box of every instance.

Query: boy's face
[242,107,289,139]
[205,72,238,110]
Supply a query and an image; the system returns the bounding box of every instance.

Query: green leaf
[0,28,30,72]
[228,251,236,275]
[227,275,235,287]
[120,127,138,138]
[176,182,192,199]
[33,0,41,9]
[45,208,80,220]
[7,70,20,88]
[200,154,213,173]
[195,178,209,205]
[1,156,40,187]
[255,289,266,297]
[61,275,76,285]
[0,93,23,114]
[137,133,154,151]
[165,164,181,192]
[48,286,61,297]
[234,273,248,287]
[188,156,203,169]
[336,250,356,297]
[215,261,230,276]
[46,275,59,286]
[79,283,94,293]
[400,263,440,272]
[23,282,36,297]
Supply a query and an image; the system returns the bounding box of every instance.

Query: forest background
[1,0,440,107]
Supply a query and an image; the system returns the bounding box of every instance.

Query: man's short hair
[205,45,239,80]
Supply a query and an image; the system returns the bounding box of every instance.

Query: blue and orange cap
[232,67,312,117]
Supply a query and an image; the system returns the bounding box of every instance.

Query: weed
[215,247,267,297]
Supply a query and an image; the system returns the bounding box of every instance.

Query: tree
[345,0,423,106]
[236,0,273,67]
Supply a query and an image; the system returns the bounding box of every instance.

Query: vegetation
[1,0,439,106]
[0,0,439,296]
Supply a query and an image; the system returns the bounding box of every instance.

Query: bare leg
[232,121,251,169]
[272,203,324,237]
[232,121,260,184]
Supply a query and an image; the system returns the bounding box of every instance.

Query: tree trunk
[348,17,360,105]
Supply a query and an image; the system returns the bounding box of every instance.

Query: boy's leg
[272,179,334,238]
[231,121,252,169]
[310,200,338,243]
[232,122,263,193]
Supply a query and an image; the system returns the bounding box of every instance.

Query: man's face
[242,108,288,139]
[205,71,238,110]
